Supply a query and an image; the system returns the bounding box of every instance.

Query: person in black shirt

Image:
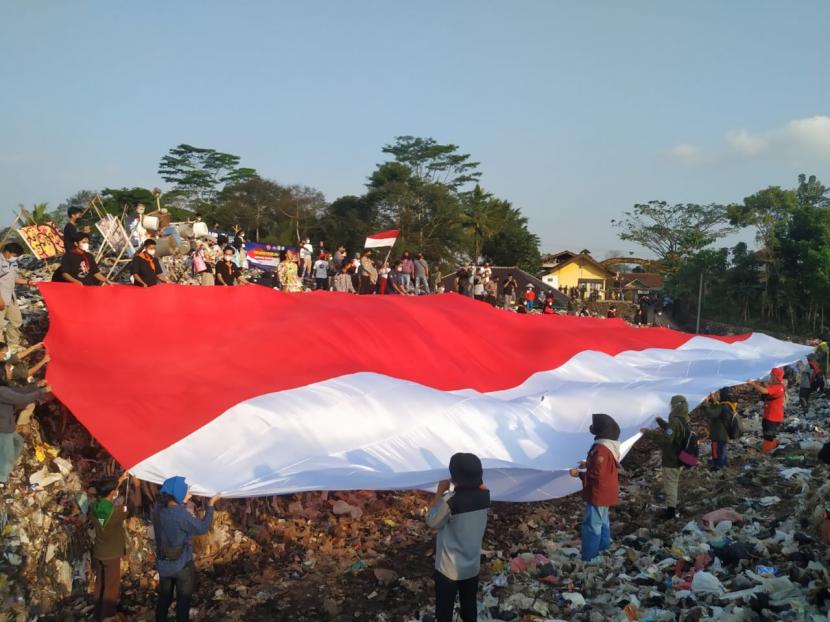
[63,207,89,249]
[52,234,113,286]
[215,246,248,286]
[131,239,168,287]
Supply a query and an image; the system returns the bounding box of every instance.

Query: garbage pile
[3,273,830,620]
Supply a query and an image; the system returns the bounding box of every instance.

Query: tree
[158,144,257,209]
[18,202,52,225]
[796,173,829,210]
[319,195,379,255]
[382,136,481,190]
[212,179,325,245]
[482,226,541,272]
[612,201,735,270]
[460,185,499,261]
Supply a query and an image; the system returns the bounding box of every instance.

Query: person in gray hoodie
[0,379,50,484]
[426,453,490,622]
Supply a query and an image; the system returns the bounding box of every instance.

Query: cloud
[667,143,716,166]
[726,129,768,155]
[669,115,830,165]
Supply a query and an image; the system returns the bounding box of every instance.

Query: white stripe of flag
[364,229,399,249]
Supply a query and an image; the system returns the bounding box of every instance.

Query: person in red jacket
[749,367,786,454]
[569,413,620,562]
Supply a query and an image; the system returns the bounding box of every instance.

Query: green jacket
[815,342,829,374]
[704,402,733,443]
[643,395,689,468]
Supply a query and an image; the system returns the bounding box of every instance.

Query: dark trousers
[710,440,728,469]
[315,277,328,291]
[435,570,478,622]
[156,562,197,622]
[94,557,121,621]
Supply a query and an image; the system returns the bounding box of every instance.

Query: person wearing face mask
[153,476,220,622]
[52,234,114,286]
[131,239,168,287]
[91,472,129,621]
[215,246,248,286]
[0,243,38,351]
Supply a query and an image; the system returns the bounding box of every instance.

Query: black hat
[719,386,734,402]
[449,452,483,489]
[589,413,620,441]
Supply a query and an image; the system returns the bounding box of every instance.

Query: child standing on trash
[91,472,129,622]
[703,387,736,470]
[640,395,690,520]
[426,453,490,622]
[569,413,620,562]
[748,367,786,454]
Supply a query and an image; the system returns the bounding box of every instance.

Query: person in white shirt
[313,253,330,291]
[299,238,313,280]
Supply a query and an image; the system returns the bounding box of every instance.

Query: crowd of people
[1,207,828,621]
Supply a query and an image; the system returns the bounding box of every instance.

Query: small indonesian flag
[364,229,399,249]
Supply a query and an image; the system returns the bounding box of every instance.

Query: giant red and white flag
[40,284,809,501]
[363,229,399,249]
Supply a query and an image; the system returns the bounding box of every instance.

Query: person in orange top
[748,367,786,454]
[523,285,536,311]
[570,413,620,561]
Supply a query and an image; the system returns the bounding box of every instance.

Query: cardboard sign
[18,223,65,259]
[96,214,134,257]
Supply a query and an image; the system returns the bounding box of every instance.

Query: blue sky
[1,1,828,256]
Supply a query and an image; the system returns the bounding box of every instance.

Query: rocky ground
[1,259,829,621]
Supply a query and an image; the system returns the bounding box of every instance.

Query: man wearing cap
[570,413,621,562]
[748,368,786,454]
[153,476,220,622]
[426,453,490,622]
[523,284,536,311]
[0,243,38,350]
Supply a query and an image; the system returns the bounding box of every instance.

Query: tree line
[44,138,541,273]
[612,174,830,334]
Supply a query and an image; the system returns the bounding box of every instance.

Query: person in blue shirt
[153,476,220,622]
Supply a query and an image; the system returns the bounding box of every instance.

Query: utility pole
[695,271,704,334]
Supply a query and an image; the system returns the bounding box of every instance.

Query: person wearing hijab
[90,473,128,621]
[748,367,787,454]
[426,453,490,622]
[640,395,690,519]
[153,476,220,622]
[570,413,621,561]
[704,387,737,470]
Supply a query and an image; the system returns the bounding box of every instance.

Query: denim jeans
[581,503,611,561]
[156,561,197,622]
[401,274,411,291]
[0,432,22,483]
[415,275,430,294]
[711,440,728,469]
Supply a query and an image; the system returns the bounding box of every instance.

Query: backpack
[723,404,743,440]
[678,422,699,468]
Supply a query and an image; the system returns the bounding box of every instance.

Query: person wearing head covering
[569,413,621,562]
[748,367,787,454]
[153,476,220,622]
[426,453,490,622]
[703,387,737,470]
[90,473,129,621]
[640,395,690,519]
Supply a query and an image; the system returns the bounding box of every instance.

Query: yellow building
[541,250,613,298]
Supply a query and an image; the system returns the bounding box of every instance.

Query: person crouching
[570,413,620,562]
[426,453,490,622]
